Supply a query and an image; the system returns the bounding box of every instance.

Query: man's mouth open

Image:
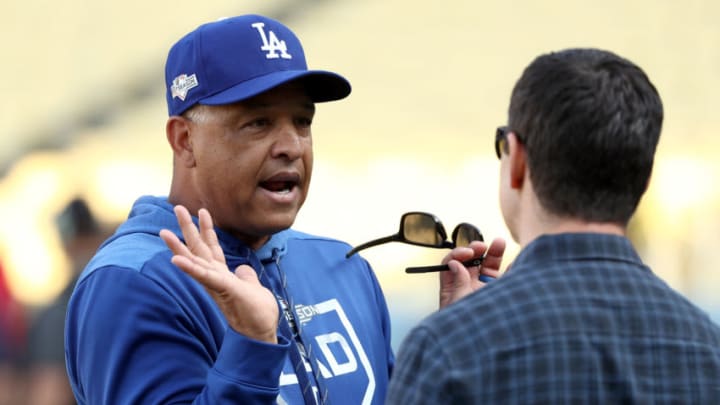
[259,180,296,195]
[259,172,302,202]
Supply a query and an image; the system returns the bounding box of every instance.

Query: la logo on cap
[252,22,292,60]
[171,74,199,101]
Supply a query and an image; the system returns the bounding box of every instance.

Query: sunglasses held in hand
[346,212,485,273]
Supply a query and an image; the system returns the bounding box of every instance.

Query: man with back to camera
[64,14,505,404]
[386,48,720,403]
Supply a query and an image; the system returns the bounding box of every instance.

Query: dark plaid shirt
[387,233,720,404]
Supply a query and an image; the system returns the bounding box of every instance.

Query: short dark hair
[56,197,100,243]
[508,48,663,225]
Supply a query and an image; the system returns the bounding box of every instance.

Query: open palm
[159,205,279,343]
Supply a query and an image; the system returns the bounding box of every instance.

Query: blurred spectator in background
[25,198,112,405]
[0,259,27,405]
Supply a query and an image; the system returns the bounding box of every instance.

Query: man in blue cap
[65,14,505,404]
[65,15,394,404]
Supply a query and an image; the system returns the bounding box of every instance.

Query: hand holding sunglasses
[345,212,485,273]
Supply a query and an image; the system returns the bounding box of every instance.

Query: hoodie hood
[103,195,293,262]
[101,196,179,247]
[80,196,262,283]
[104,195,262,257]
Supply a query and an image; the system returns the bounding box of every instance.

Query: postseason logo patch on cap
[171,73,199,101]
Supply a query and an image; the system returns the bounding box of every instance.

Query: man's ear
[166,116,196,168]
[508,133,526,189]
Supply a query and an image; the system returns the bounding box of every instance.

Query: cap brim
[199,70,351,105]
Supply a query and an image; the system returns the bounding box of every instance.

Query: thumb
[233,264,259,283]
[448,260,472,290]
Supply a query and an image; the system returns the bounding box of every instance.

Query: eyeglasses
[495,126,523,159]
[345,212,484,273]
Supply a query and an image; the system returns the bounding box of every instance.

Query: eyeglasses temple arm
[404,257,484,273]
[345,235,398,258]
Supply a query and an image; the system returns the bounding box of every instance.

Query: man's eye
[246,118,270,128]
[296,117,312,127]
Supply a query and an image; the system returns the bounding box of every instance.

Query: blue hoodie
[65,196,394,404]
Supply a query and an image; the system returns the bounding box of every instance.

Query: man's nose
[271,122,305,160]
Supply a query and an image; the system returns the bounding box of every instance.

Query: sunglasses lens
[454,224,483,247]
[495,126,509,158]
[497,138,507,157]
[402,213,444,246]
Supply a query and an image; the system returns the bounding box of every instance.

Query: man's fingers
[174,205,214,260]
[480,268,501,279]
[486,237,506,258]
[442,246,475,265]
[160,229,193,258]
[174,205,201,248]
[171,254,229,292]
[481,238,506,272]
[447,260,470,284]
[198,208,225,262]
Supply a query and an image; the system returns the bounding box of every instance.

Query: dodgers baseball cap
[165,15,351,116]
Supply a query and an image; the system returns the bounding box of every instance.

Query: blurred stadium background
[1,0,719,377]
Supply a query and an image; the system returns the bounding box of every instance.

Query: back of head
[508,48,663,225]
[56,197,100,244]
[55,197,110,269]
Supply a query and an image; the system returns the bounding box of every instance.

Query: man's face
[185,83,315,249]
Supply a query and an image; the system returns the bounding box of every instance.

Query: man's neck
[511,177,628,248]
[517,214,626,248]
